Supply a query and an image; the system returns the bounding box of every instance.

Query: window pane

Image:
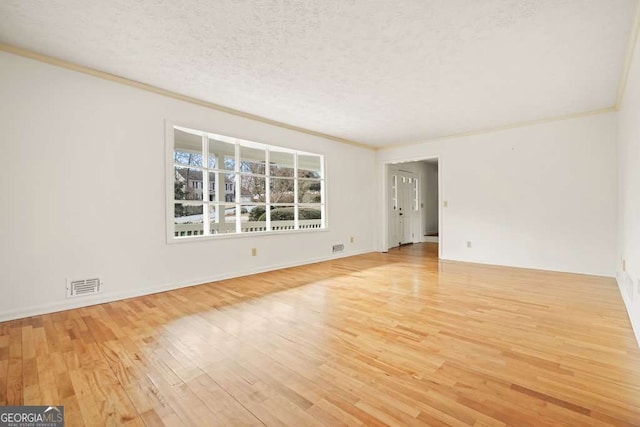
[392,175,398,210]
[174,128,203,166]
[220,205,236,233]
[209,137,235,170]
[298,154,321,178]
[299,206,323,230]
[207,172,216,202]
[298,179,322,203]
[270,150,294,177]
[174,204,203,237]
[208,204,221,234]
[241,205,267,233]
[239,146,266,175]
[240,175,266,202]
[223,173,236,202]
[174,166,203,201]
[208,204,235,234]
[269,178,295,203]
[270,205,295,231]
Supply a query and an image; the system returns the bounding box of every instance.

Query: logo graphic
[0,405,64,426]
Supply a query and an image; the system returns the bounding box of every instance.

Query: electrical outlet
[443,201,448,207]
[623,259,626,271]
[251,248,257,256]
[467,241,472,248]
[350,236,354,243]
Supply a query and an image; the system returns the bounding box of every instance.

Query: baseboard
[423,236,439,243]
[0,248,374,323]
[439,254,614,278]
[616,272,640,348]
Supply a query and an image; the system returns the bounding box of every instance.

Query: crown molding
[2,27,633,154]
[376,106,617,151]
[0,43,374,151]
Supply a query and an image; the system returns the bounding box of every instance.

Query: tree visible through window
[170,126,325,238]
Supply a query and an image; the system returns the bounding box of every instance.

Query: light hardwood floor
[1,243,639,426]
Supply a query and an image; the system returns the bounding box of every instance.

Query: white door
[390,171,416,247]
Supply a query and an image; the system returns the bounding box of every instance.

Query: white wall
[376,112,618,277]
[0,52,376,321]
[617,34,640,343]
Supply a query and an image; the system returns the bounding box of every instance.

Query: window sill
[167,226,329,244]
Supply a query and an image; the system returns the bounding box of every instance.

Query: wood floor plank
[6,323,23,405]
[1,243,639,425]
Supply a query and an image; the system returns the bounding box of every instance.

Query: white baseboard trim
[616,272,640,348]
[0,249,374,323]
[423,236,439,243]
[439,254,614,278]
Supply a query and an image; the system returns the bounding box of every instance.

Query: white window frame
[165,121,327,242]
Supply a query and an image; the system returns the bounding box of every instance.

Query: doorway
[422,159,439,243]
[385,158,441,255]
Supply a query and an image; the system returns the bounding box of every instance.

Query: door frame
[382,156,442,259]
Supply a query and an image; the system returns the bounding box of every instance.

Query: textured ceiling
[0,0,637,147]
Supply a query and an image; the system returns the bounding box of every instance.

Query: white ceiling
[0,0,637,147]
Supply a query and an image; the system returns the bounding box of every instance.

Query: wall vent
[332,244,344,253]
[66,278,101,298]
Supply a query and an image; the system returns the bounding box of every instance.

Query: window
[391,175,398,210]
[170,125,325,239]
